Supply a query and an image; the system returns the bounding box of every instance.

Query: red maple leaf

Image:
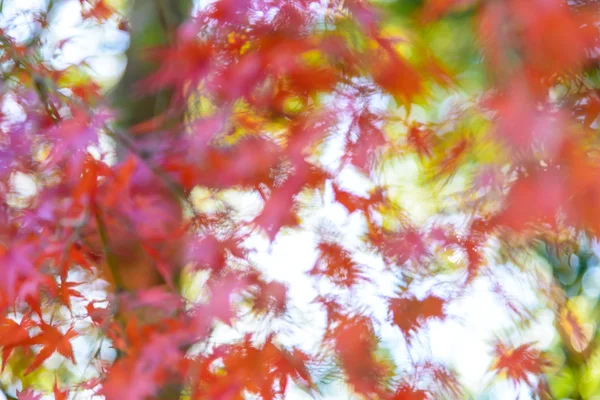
[194,274,250,326]
[372,39,422,104]
[138,37,212,98]
[250,280,288,316]
[328,316,390,397]
[187,234,247,273]
[388,295,446,338]
[492,167,566,231]
[391,384,429,400]
[333,184,372,214]
[23,322,78,375]
[407,123,435,158]
[310,242,369,287]
[0,317,34,371]
[81,0,115,22]
[52,280,84,310]
[492,342,550,386]
[344,110,387,172]
[53,380,69,400]
[372,228,429,266]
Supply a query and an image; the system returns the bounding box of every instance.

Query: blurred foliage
[0,0,599,398]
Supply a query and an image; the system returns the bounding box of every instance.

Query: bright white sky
[0,1,562,399]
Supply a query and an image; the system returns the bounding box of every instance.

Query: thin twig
[94,208,123,292]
